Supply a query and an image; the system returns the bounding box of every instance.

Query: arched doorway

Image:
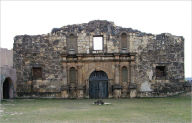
[89,71,108,99]
[3,77,13,99]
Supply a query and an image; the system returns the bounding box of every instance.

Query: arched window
[122,66,128,82]
[121,33,127,49]
[67,34,77,54]
[69,67,77,83]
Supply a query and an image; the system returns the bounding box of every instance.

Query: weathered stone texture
[134,33,184,95]
[0,48,13,67]
[13,20,185,98]
[0,48,17,100]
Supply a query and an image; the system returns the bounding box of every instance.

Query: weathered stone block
[61,90,68,98]
[77,90,84,98]
[130,89,137,98]
[113,90,121,98]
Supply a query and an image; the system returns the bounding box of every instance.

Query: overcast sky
[1,1,191,77]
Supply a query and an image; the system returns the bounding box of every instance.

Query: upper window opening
[156,66,166,79]
[67,33,77,54]
[32,67,42,80]
[93,36,103,50]
[121,33,127,49]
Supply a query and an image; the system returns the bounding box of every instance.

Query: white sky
[0,1,191,77]
[93,37,103,50]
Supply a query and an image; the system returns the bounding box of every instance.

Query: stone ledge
[112,84,122,90]
[129,83,137,89]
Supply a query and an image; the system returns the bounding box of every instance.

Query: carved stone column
[103,34,107,53]
[63,63,68,85]
[131,59,135,83]
[115,64,120,84]
[77,64,83,85]
[113,63,122,98]
[77,63,84,98]
[61,63,69,98]
[89,35,93,53]
[129,61,137,98]
[128,62,131,83]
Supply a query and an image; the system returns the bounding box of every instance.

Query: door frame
[89,71,109,99]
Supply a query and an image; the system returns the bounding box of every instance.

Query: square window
[32,67,42,80]
[93,37,103,50]
[156,66,166,79]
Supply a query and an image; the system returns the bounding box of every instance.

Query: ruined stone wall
[0,48,13,67]
[13,20,185,98]
[13,35,64,96]
[128,33,184,96]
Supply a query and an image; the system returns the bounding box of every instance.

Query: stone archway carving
[86,67,113,81]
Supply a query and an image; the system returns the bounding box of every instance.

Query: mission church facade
[13,20,184,98]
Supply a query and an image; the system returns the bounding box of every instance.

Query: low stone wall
[137,82,191,97]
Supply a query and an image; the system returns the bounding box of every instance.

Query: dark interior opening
[89,71,108,99]
[156,66,166,79]
[3,78,10,99]
[32,67,42,80]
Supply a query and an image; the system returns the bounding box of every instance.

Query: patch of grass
[0,96,191,123]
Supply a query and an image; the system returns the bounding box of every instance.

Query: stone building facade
[13,20,185,98]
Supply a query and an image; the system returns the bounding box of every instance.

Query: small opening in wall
[32,67,42,80]
[156,66,166,79]
[93,36,103,50]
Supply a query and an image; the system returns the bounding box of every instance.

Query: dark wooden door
[89,71,108,99]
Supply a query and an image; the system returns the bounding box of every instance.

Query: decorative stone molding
[112,84,122,90]
[129,83,137,89]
